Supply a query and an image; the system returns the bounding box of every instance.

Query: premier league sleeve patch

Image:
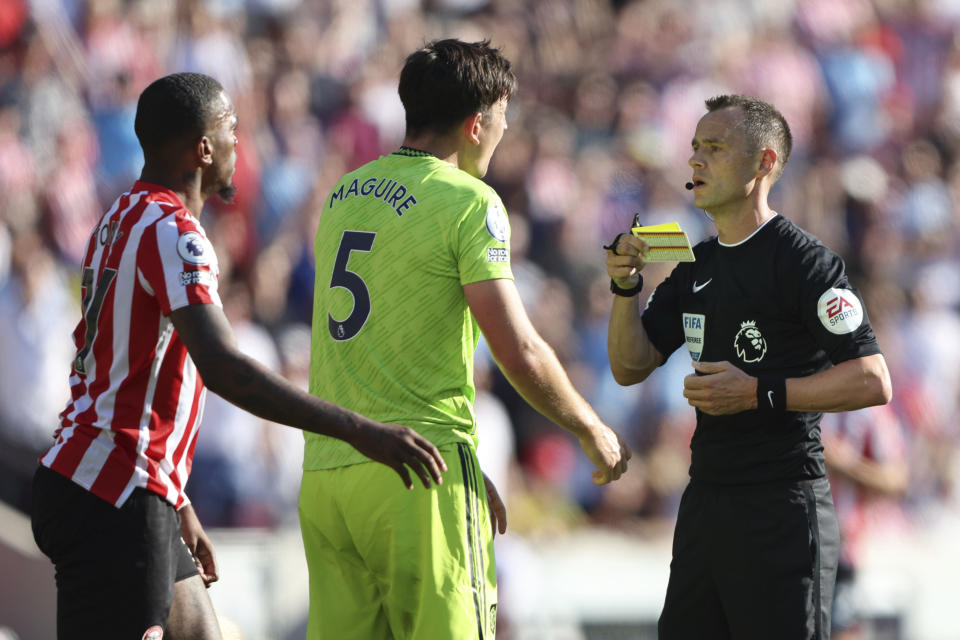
[485,201,508,242]
[817,288,863,334]
[176,231,210,266]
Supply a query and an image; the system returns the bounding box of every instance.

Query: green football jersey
[304,149,513,470]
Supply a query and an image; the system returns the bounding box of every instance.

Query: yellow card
[631,222,695,262]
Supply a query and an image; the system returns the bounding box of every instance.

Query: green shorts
[299,442,497,639]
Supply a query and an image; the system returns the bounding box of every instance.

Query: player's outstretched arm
[169,304,447,489]
[605,233,663,385]
[463,279,631,485]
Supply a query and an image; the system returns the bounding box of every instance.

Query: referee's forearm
[785,354,892,412]
[607,295,657,385]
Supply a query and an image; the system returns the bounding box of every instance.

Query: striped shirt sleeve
[140,211,222,315]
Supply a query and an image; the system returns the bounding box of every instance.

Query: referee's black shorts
[658,476,840,640]
[31,465,199,638]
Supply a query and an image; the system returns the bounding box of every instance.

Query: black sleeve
[640,265,687,364]
[794,244,881,364]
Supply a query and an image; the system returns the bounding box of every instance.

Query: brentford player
[30,73,447,640]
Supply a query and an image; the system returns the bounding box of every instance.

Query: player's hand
[579,424,632,485]
[822,434,859,473]
[604,232,648,289]
[179,504,219,587]
[684,360,756,415]
[350,419,447,489]
[482,472,507,536]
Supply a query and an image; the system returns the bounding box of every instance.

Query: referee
[605,95,892,639]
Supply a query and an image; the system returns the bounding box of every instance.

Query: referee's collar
[718,213,779,248]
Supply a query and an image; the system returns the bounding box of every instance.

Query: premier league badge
[733,320,767,363]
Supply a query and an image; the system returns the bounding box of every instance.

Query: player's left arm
[178,503,219,587]
[683,354,892,415]
[781,353,891,412]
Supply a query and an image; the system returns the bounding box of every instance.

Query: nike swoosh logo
[767,390,775,408]
[692,279,712,293]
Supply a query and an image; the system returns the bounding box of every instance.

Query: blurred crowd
[1,0,960,581]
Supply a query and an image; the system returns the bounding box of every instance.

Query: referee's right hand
[350,420,448,490]
[605,232,648,289]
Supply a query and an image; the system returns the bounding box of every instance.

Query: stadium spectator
[0,228,75,510]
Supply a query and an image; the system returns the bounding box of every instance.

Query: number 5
[328,230,376,341]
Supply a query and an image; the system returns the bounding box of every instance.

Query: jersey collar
[392,146,436,158]
[132,180,188,211]
[718,213,780,248]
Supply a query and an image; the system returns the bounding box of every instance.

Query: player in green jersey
[301,39,631,639]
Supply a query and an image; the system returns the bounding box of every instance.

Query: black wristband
[756,376,786,412]
[610,275,644,297]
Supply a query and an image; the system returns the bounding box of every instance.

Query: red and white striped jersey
[40,181,222,510]
[821,404,908,563]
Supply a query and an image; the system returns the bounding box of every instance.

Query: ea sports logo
[734,320,767,363]
[817,288,863,335]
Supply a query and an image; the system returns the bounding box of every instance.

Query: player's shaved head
[135,73,225,152]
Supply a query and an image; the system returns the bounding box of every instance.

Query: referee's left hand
[683,360,755,415]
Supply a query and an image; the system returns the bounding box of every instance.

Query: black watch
[610,275,644,297]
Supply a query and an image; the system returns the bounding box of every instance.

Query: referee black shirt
[642,214,882,485]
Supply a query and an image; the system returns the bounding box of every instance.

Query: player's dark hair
[705,94,793,179]
[135,73,225,151]
[399,39,517,136]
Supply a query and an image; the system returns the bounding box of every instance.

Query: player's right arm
[605,232,663,384]
[463,278,630,485]
[169,304,447,489]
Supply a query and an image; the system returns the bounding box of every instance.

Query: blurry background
[1,0,959,638]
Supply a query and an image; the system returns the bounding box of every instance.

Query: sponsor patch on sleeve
[179,270,214,287]
[817,287,863,334]
[176,231,210,266]
[486,247,509,263]
[485,201,508,242]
